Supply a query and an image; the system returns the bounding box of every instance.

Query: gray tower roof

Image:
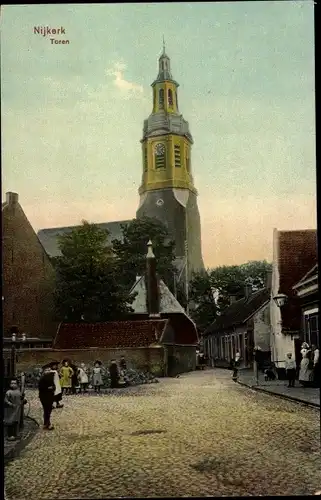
[152,39,177,85]
[37,220,131,258]
[143,44,193,143]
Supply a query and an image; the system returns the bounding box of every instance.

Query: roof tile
[54,320,168,349]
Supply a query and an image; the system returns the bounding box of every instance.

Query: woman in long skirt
[60,360,74,395]
[299,343,313,387]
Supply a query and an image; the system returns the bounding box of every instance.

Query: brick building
[202,284,271,369]
[270,229,317,377]
[2,192,58,339]
[15,240,198,376]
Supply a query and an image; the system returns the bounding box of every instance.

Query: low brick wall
[15,347,165,376]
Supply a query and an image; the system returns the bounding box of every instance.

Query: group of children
[57,357,127,394]
[4,356,129,439]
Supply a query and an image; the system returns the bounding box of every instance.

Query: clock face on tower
[156,198,164,207]
[155,143,165,156]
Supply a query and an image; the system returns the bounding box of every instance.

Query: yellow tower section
[139,46,197,196]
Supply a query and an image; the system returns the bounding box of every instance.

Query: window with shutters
[168,89,173,107]
[159,89,164,109]
[154,144,166,169]
[174,145,181,167]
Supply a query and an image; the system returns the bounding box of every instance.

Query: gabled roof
[127,312,199,346]
[130,275,185,314]
[53,320,168,349]
[277,230,317,331]
[203,288,270,335]
[37,220,131,258]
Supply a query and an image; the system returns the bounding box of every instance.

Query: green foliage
[54,220,134,322]
[112,216,177,293]
[189,271,217,331]
[209,260,272,313]
[188,261,271,328]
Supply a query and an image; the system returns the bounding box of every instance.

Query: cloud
[106,61,144,98]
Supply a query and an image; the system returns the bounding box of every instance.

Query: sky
[1,2,316,268]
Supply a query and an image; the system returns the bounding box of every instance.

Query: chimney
[265,269,272,290]
[6,192,19,206]
[146,240,160,318]
[244,284,252,300]
[229,295,237,305]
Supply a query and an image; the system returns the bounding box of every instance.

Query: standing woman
[299,342,313,387]
[60,360,74,395]
[92,361,104,394]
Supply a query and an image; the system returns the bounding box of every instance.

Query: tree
[189,271,217,331]
[54,220,134,322]
[209,260,272,313]
[112,216,178,293]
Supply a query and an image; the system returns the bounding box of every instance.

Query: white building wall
[253,304,270,351]
[270,228,294,369]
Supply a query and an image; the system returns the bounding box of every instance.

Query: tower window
[174,145,181,168]
[144,147,148,172]
[175,91,178,110]
[154,143,166,169]
[153,90,156,110]
[159,89,164,109]
[186,153,191,172]
[168,89,173,107]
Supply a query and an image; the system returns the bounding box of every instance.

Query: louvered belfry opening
[146,240,160,318]
[174,145,181,167]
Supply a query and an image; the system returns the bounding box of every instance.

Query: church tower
[136,42,204,287]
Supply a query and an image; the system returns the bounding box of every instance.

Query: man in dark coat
[38,364,55,430]
[109,360,120,389]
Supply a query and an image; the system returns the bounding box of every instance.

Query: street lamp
[273,293,288,308]
[10,330,27,429]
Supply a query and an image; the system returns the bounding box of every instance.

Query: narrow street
[5,369,320,498]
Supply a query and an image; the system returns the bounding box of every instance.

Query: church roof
[129,275,185,314]
[37,220,131,257]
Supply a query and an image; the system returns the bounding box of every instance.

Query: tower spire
[162,35,165,54]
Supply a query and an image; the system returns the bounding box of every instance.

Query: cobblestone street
[5,369,321,498]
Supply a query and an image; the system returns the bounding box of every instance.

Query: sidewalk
[237,369,320,408]
[4,416,39,465]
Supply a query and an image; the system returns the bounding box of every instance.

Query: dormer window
[159,89,164,109]
[168,89,173,107]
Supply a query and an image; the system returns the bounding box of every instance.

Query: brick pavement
[4,370,321,498]
[237,369,320,407]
